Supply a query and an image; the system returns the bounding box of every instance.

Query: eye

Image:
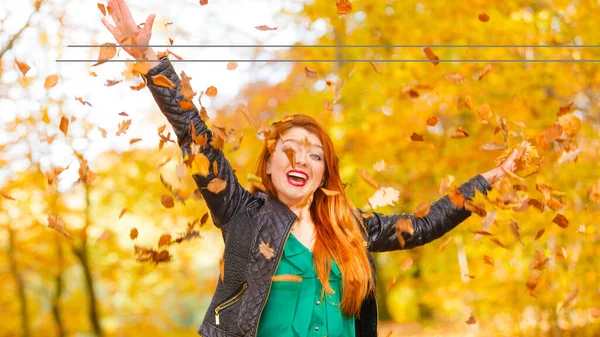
[310,154,322,161]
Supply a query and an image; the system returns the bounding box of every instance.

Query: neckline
[289,233,313,254]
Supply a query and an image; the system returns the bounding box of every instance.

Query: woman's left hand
[481,148,521,185]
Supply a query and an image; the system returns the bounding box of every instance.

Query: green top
[257,234,356,337]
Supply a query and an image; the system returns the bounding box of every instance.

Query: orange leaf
[47,215,72,238]
[92,42,117,66]
[259,241,275,260]
[59,116,69,136]
[357,169,379,189]
[478,104,492,122]
[426,117,439,126]
[304,66,318,79]
[1,190,15,200]
[205,85,217,97]
[484,255,495,267]
[207,178,227,194]
[132,62,151,76]
[395,218,414,235]
[180,71,195,100]
[158,234,172,247]
[237,104,259,128]
[410,132,424,141]
[119,208,127,219]
[129,138,142,145]
[116,119,132,136]
[272,274,302,282]
[75,96,92,106]
[200,0,208,5]
[151,75,176,88]
[104,79,122,87]
[555,247,567,260]
[98,127,107,138]
[448,188,465,207]
[336,0,352,15]
[97,3,106,16]
[129,228,138,240]
[423,47,439,66]
[534,229,545,241]
[227,62,238,70]
[479,64,492,80]
[179,100,195,110]
[160,195,174,208]
[478,13,490,22]
[445,73,465,84]
[414,202,430,217]
[15,59,30,75]
[44,75,59,89]
[560,288,579,310]
[490,237,508,249]
[465,95,473,110]
[369,61,382,74]
[450,127,469,138]
[401,257,413,271]
[438,235,453,252]
[552,214,569,228]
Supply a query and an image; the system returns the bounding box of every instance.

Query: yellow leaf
[44,75,59,89]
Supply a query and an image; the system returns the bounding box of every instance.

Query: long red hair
[254,114,373,317]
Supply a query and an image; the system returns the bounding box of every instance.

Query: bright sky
[0,0,328,191]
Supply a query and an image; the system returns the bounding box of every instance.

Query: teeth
[288,172,307,180]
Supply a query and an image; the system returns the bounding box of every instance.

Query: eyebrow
[282,138,324,149]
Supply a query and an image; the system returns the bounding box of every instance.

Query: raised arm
[144,59,254,227]
[362,174,492,252]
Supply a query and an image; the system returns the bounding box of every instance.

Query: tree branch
[0,0,45,60]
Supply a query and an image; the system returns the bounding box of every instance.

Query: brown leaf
[401,257,413,271]
[530,250,549,271]
[438,235,453,252]
[478,13,490,22]
[369,61,382,74]
[207,178,227,194]
[272,274,302,282]
[558,101,574,116]
[395,218,414,235]
[158,234,172,247]
[426,117,439,126]
[118,111,128,116]
[180,71,195,100]
[284,147,296,169]
[528,199,544,212]
[414,202,430,217]
[119,208,127,219]
[59,117,69,136]
[205,85,217,97]
[92,42,117,66]
[450,127,469,138]
[47,215,72,238]
[15,59,30,75]
[490,237,508,249]
[552,214,569,228]
[534,229,545,241]
[410,132,424,141]
[448,188,465,207]
[466,313,477,325]
[560,288,579,310]
[104,79,122,87]
[44,75,59,89]
[259,241,275,259]
[130,228,138,240]
[555,247,567,260]
[227,62,238,70]
[423,47,439,66]
[304,66,318,79]
[151,75,176,88]
[464,199,487,217]
[116,119,132,136]
[484,255,495,267]
[161,195,175,208]
[336,0,352,15]
[75,96,92,106]
[0,190,15,200]
[97,3,106,15]
[357,169,379,189]
[129,138,142,145]
[510,220,523,245]
[152,250,171,263]
[479,64,492,80]
[255,25,277,31]
[98,127,107,138]
[445,73,465,84]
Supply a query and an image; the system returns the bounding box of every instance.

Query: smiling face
[267,127,326,208]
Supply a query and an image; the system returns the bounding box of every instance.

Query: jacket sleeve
[144,58,253,228]
[361,174,492,252]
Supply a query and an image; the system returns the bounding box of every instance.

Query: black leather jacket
[145,58,492,337]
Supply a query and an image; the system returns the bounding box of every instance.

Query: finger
[101,17,118,37]
[143,14,156,35]
[116,0,135,24]
[108,0,121,24]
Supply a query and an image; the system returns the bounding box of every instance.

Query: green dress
[257,234,356,337]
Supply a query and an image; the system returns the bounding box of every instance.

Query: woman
[101,1,520,336]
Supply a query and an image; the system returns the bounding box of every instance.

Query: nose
[295,150,308,167]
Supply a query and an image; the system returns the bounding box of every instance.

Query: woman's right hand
[101,0,156,60]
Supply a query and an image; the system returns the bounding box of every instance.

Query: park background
[1,0,599,336]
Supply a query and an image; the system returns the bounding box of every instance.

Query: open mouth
[286,170,308,187]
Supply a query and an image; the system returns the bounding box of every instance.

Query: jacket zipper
[215,283,248,325]
[253,218,297,336]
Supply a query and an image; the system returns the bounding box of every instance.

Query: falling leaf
[259,241,275,259]
[199,0,208,5]
[510,220,523,244]
[132,62,151,76]
[180,71,195,100]
[323,100,334,111]
[368,187,400,209]
[465,95,473,110]
[97,3,106,15]
[401,257,414,271]
[480,142,506,151]
[119,208,127,219]
[336,0,352,15]
[168,37,174,46]
[528,199,544,212]
[395,218,414,235]
[410,132,424,141]
[130,228,138,240]
[445,73,465,84]
[205,85,217,97]
[439,175,455,195]
[555,247,567,260]
[386,275,397,293]
[97,230,111,241]
[591,307,600,319]
[47,215,72,238]
[560,288,579,310]
[227,62,238,70]
[423,47,439,66]
[15,59,31,75]
[358,169,379,189]
[98,127,107,138]
[414,202,430,217]
[373,160,386,172]
[552,214,569,228]
[534,229,545,241]
[448,188,465,207]
[129,138,142,145]
[237,104,259,128]
[158,234,172,247]
[92,42,117,67]
[304,66,318,79]
[478,13,490,22]
[484,255,495,267]
[320,187,340,196]
[116,119,132,136]
[179,100,195,110]
[104,79,122,87]
[255,25,277,31]
[0,190,15,200]
[544,124,563,143]
[59,117,69,136]
[590,180,600,203]
[207,178,227,194]
[272,274,302,282]
[118,112,129,116]
[361,212,375,219]
[558,101,574,116]
[530,250,549,271]
[450,127,469,138]
[44,75,59,89]
[369,61,382,74]
[478,104,492,122]
[75,97,92,106]
[463,314,478,327]
[151,75,176,88]
[161,195,175,208]
[426,117,439,126]
[478,64,492,80]
[438,235,453,252]
[130,81,146,91]
[490,237,508,249]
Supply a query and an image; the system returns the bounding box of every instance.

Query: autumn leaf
[119,208,127,219]
[466,313,477,325]
[161,195,175,208]
[410,132,424,141]
[450,127,469,138]
[358,169,379,189]
[534,229,545,241]
[207,178,227,194]
[336,0,352,15]
[92,42,117,67]
[395,218,414,235]
[465,95,473,110]
[97,3,106,15]
[272,274,302,282]
[97,230,111,241]
[530,250,549,271]
[130,81,147,91]
[227,62,238,70]
[478,104,492,122]
[557,113,581,136]
[445,73,465,84]
[369,61,382,74]
[75,96,92,106]
[479,64,492,80]
[255,25,277,31]
[484,255,495,267]
[401,257,413,271]
[510,219,523,245]
[480,142,506,151]
[478,13,490,22]
[98,127,107,138]
[448,188,465,207]
[555,247,567,260]
[373,160,386,172]
[438,235,452,252]
[439,175,455,195]
[552,214,569,228]
[191,153,210,176]
[129,138,142,145]
[44,75,59,89]
[560,288,579,310]
[116,119,132,136]
[426,117,439,126]
[132,62,151,76]
[59,117,69,136]
[423,47,439,66]
[414,202,430,217]
[180,71,195,100]
[237,104,259,129]
[0,190,15,200]
[490,237,508,249]
[368,187,399,209]
[259,241,275,259]
[304,66,318,79]
[590,307,600,319]
[47,215,72,238]
[386,275,397,293]
[152,75,176,88]
[179,100,195,110]
[15,59,30,75]
[158,234,172,247]
[205,85,217,97]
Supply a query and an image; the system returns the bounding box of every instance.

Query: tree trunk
[8,226,30,337]
[51,236,65,337]
[374,254,391,321]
